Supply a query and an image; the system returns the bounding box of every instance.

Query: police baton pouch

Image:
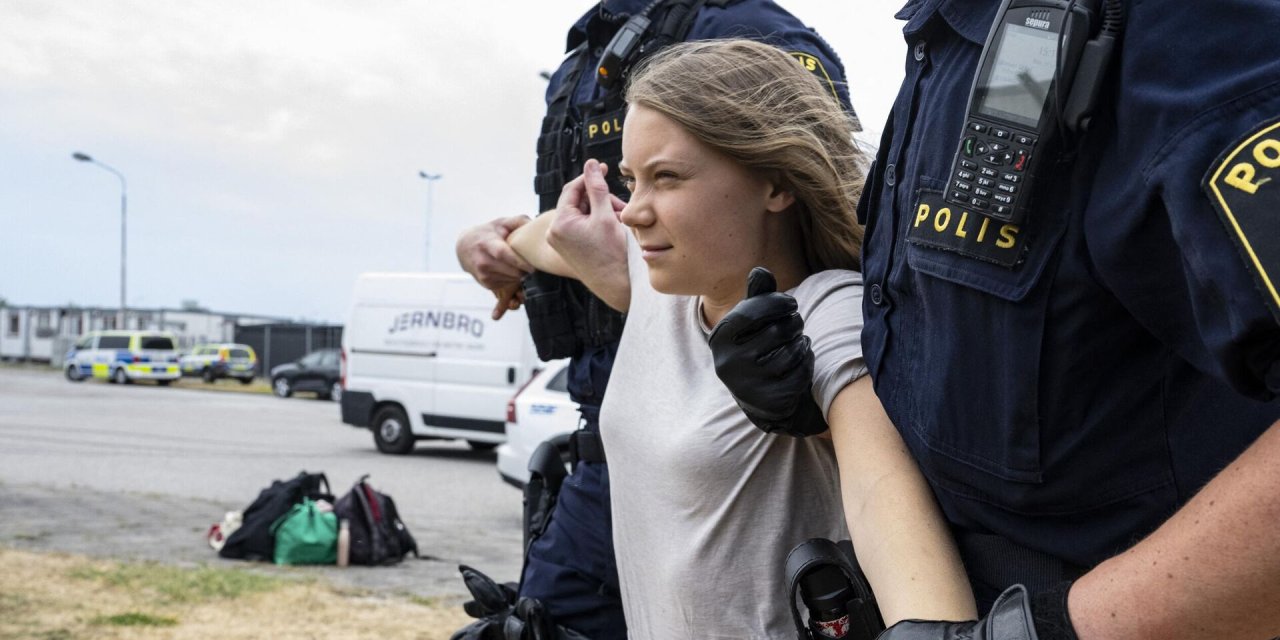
[523,439,570,551]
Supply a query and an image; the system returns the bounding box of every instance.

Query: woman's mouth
[639,243,672,260]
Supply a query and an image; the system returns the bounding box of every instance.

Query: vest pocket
[895,179,1068,496]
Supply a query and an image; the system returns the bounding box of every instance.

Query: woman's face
[617,104,791,300]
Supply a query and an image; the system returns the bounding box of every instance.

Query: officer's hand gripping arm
[457,217,534,286]
[456,215,535,320]
[707,267,827,437]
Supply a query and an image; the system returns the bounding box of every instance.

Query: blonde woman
[502,39,976,638]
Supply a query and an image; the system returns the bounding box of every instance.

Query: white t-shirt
[600,236,867,639]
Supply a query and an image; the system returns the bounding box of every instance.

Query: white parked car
[496,359,578,488]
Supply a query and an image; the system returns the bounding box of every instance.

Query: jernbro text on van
[387,310,486,338]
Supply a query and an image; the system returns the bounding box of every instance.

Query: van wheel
[202,368,215,383]
[112,368,130,385]
[238,377,253,385]
[65,365,85,382]
[272,377,292,398]
[467,441,498,452]
[157,379,172,387]
[373,406,414,455]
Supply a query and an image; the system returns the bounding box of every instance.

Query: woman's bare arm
[506,209,577,279]
[827,375,977,625]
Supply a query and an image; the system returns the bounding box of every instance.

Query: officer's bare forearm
[1069,417,1280,640]
[828,377,977,625]
[506,210,579,280]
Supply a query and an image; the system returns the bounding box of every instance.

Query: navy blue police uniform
[859,0,1280,612]
[517,2,854,637]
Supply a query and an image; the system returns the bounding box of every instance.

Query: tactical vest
[525,0,729,361]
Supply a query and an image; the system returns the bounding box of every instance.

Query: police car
[64,330,182,385]
[179,343,257,384]
[496,359,578,488]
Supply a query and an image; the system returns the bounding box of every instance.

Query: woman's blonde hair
[625,39,865,271]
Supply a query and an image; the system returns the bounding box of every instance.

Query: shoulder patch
[788,51,859,131]
[1203,115,1280,323]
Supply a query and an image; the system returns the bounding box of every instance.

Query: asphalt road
[0,365,525,599]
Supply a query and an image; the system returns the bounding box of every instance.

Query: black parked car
[270,349,342,401]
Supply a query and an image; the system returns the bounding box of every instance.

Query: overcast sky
[0,1,907,323]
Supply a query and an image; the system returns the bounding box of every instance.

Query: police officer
[454,2,853,637]
[709,0,1280,637]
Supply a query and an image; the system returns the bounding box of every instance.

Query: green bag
[270,498,338,565]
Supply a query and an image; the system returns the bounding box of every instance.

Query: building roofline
[0,303,330,325]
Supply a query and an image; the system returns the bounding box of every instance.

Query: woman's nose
[619,195,651,228]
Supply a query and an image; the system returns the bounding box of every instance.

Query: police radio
[945,0,1122,224]
[597,0,667,89]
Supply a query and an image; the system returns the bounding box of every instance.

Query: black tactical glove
[708,267,829,437]
[452,565,518,640]
[876,584,1079,640]
[450,565,593,640]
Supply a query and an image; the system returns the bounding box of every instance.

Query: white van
[340,273,540,455]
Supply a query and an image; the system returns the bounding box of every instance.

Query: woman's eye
[655,172,677,182]
[620,176,636,192]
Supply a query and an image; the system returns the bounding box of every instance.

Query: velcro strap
[536,154,560,173]
[533,174,563,196]
[569,430,606,464]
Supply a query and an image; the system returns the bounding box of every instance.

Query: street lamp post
[418,171,442,271]
[72,152,128,329]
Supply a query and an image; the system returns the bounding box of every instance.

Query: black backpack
[220,471,331,561]
[334,475,418,565]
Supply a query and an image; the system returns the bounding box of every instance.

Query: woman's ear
[763,174,796,214]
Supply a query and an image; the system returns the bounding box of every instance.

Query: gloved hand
[451,565,518,640]
[876,585,1040,640]
[450,565,593,640]
[707,267,829,437]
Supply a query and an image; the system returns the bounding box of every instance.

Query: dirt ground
[0,547,472,639]
[0,483,482,639]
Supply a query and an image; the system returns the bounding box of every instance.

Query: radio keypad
[948,120,1036,220]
